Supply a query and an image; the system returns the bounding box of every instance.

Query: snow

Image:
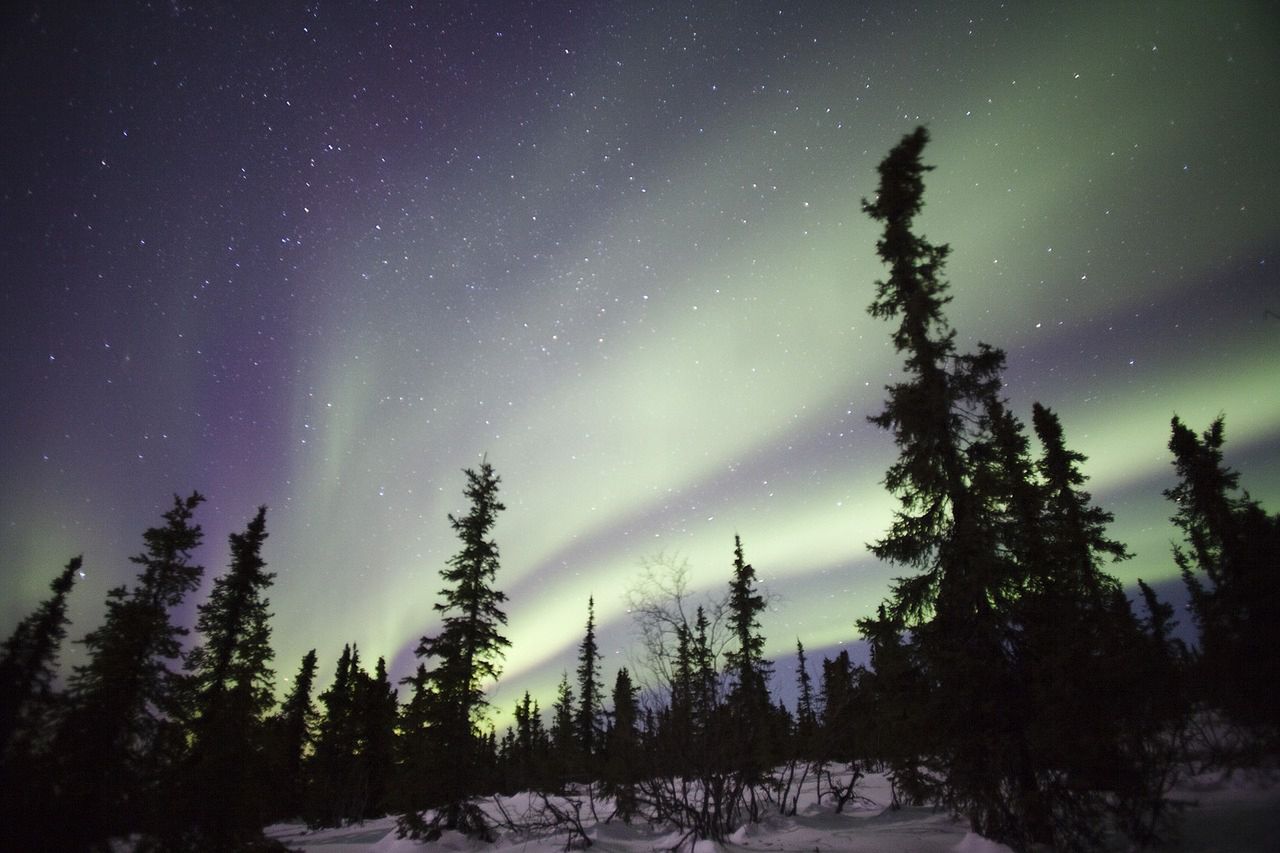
[952,832,1014,853]
[263,769,1280,852]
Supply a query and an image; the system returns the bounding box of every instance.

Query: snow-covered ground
[263,769,1280,852]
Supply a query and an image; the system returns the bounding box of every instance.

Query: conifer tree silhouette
[0,555,80,761]
[0,556,81,850]
[603,667,640,821]
[400,460,509,838]
[178,505,278,847]
[792,640,817,752]
[52,493,205,848]
[549,671,578,789]
[360,656,399,819]
[859,129,1175,847]
[1168,415,1280,744]
[722,535,773,805]
[724,536,771,709]
[269,648,319,820]
[505,690,548,793]
[861,127,1015,838]
[575,595,604,766]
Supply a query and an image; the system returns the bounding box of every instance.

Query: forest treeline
[1,128,1277,852]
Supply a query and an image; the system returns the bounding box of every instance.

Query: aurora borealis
[2,2,1277,717]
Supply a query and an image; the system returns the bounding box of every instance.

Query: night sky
[2,2,1277,717]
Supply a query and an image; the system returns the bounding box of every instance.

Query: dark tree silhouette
[360,656,399,819]
[178,506,278,847]
[1167,415,1280,746]
[602,667,640,821]
[268,648,319,821]
[859,129,1176,848]
[1017,404,1182,848]
[854,604,927,806]
[0,555,81,761]
[688,605,718,751]
[549,670,578,789]
[502,690,549,793]
[52,492,205,848]
[400,460,510,839]
[792,640,817,751]
[0,556,81,850]
[861,127,1015,839]
[308,644,365,827]
[721,535,774,816]
[723,536,771,710]
[575,595,604,764]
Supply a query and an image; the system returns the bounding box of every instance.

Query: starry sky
[2,1,1277,718]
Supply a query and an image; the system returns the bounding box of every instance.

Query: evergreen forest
[1,129,1276,852]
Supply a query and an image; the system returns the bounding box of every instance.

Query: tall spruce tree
[575,595,604,763]
[861,127,1014,838]
[792,640,817,752]
[723,536,771,708]
[1019,404,1175,848]
[549,671,578,788]
[854,604,927,803]
[722,535,773,794]
[817,650,855,761]
[52,492,205,848]
[308,644,361,827]
[603,667,640,821]
[0,556,81,851]
[400,460,510,838]
[179,506,278,846]
[1167,415,1280,742]
[270,648,319,821]
[689,605,718,742]
[360,657,399,819]
[0,555,81,761]
[396,662,435,809]
[860,128,1176,848]
[506,690,548,793]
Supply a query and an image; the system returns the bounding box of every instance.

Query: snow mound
[952,832,1015,853]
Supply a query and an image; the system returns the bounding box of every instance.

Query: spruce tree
[180,505,278,846]
[860,128,1178,847]
[360,657,398,819]
[814,649,880,812]
[723,536,771,708]
[575,595,604,763]
[686,605,721,784]
[1167,415,1280,742]
[507,690,547,792]
[817,650,855,761]
[854,605,927,802]
[603,667,640,821]
[309,644,363,827]
[549,671,578,788]
[722,536,773,792]
[270,648,319,820]
[0,555,81,761]
[52,492,205,848]
[401,461,510,837]
[862,127,1013,838]
[1019,404,1167,848]
[0,556,81,851]
[689,605,718,739]
[396,662,436,809]
[1032,403,1130,583]
[792,640,817,752]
